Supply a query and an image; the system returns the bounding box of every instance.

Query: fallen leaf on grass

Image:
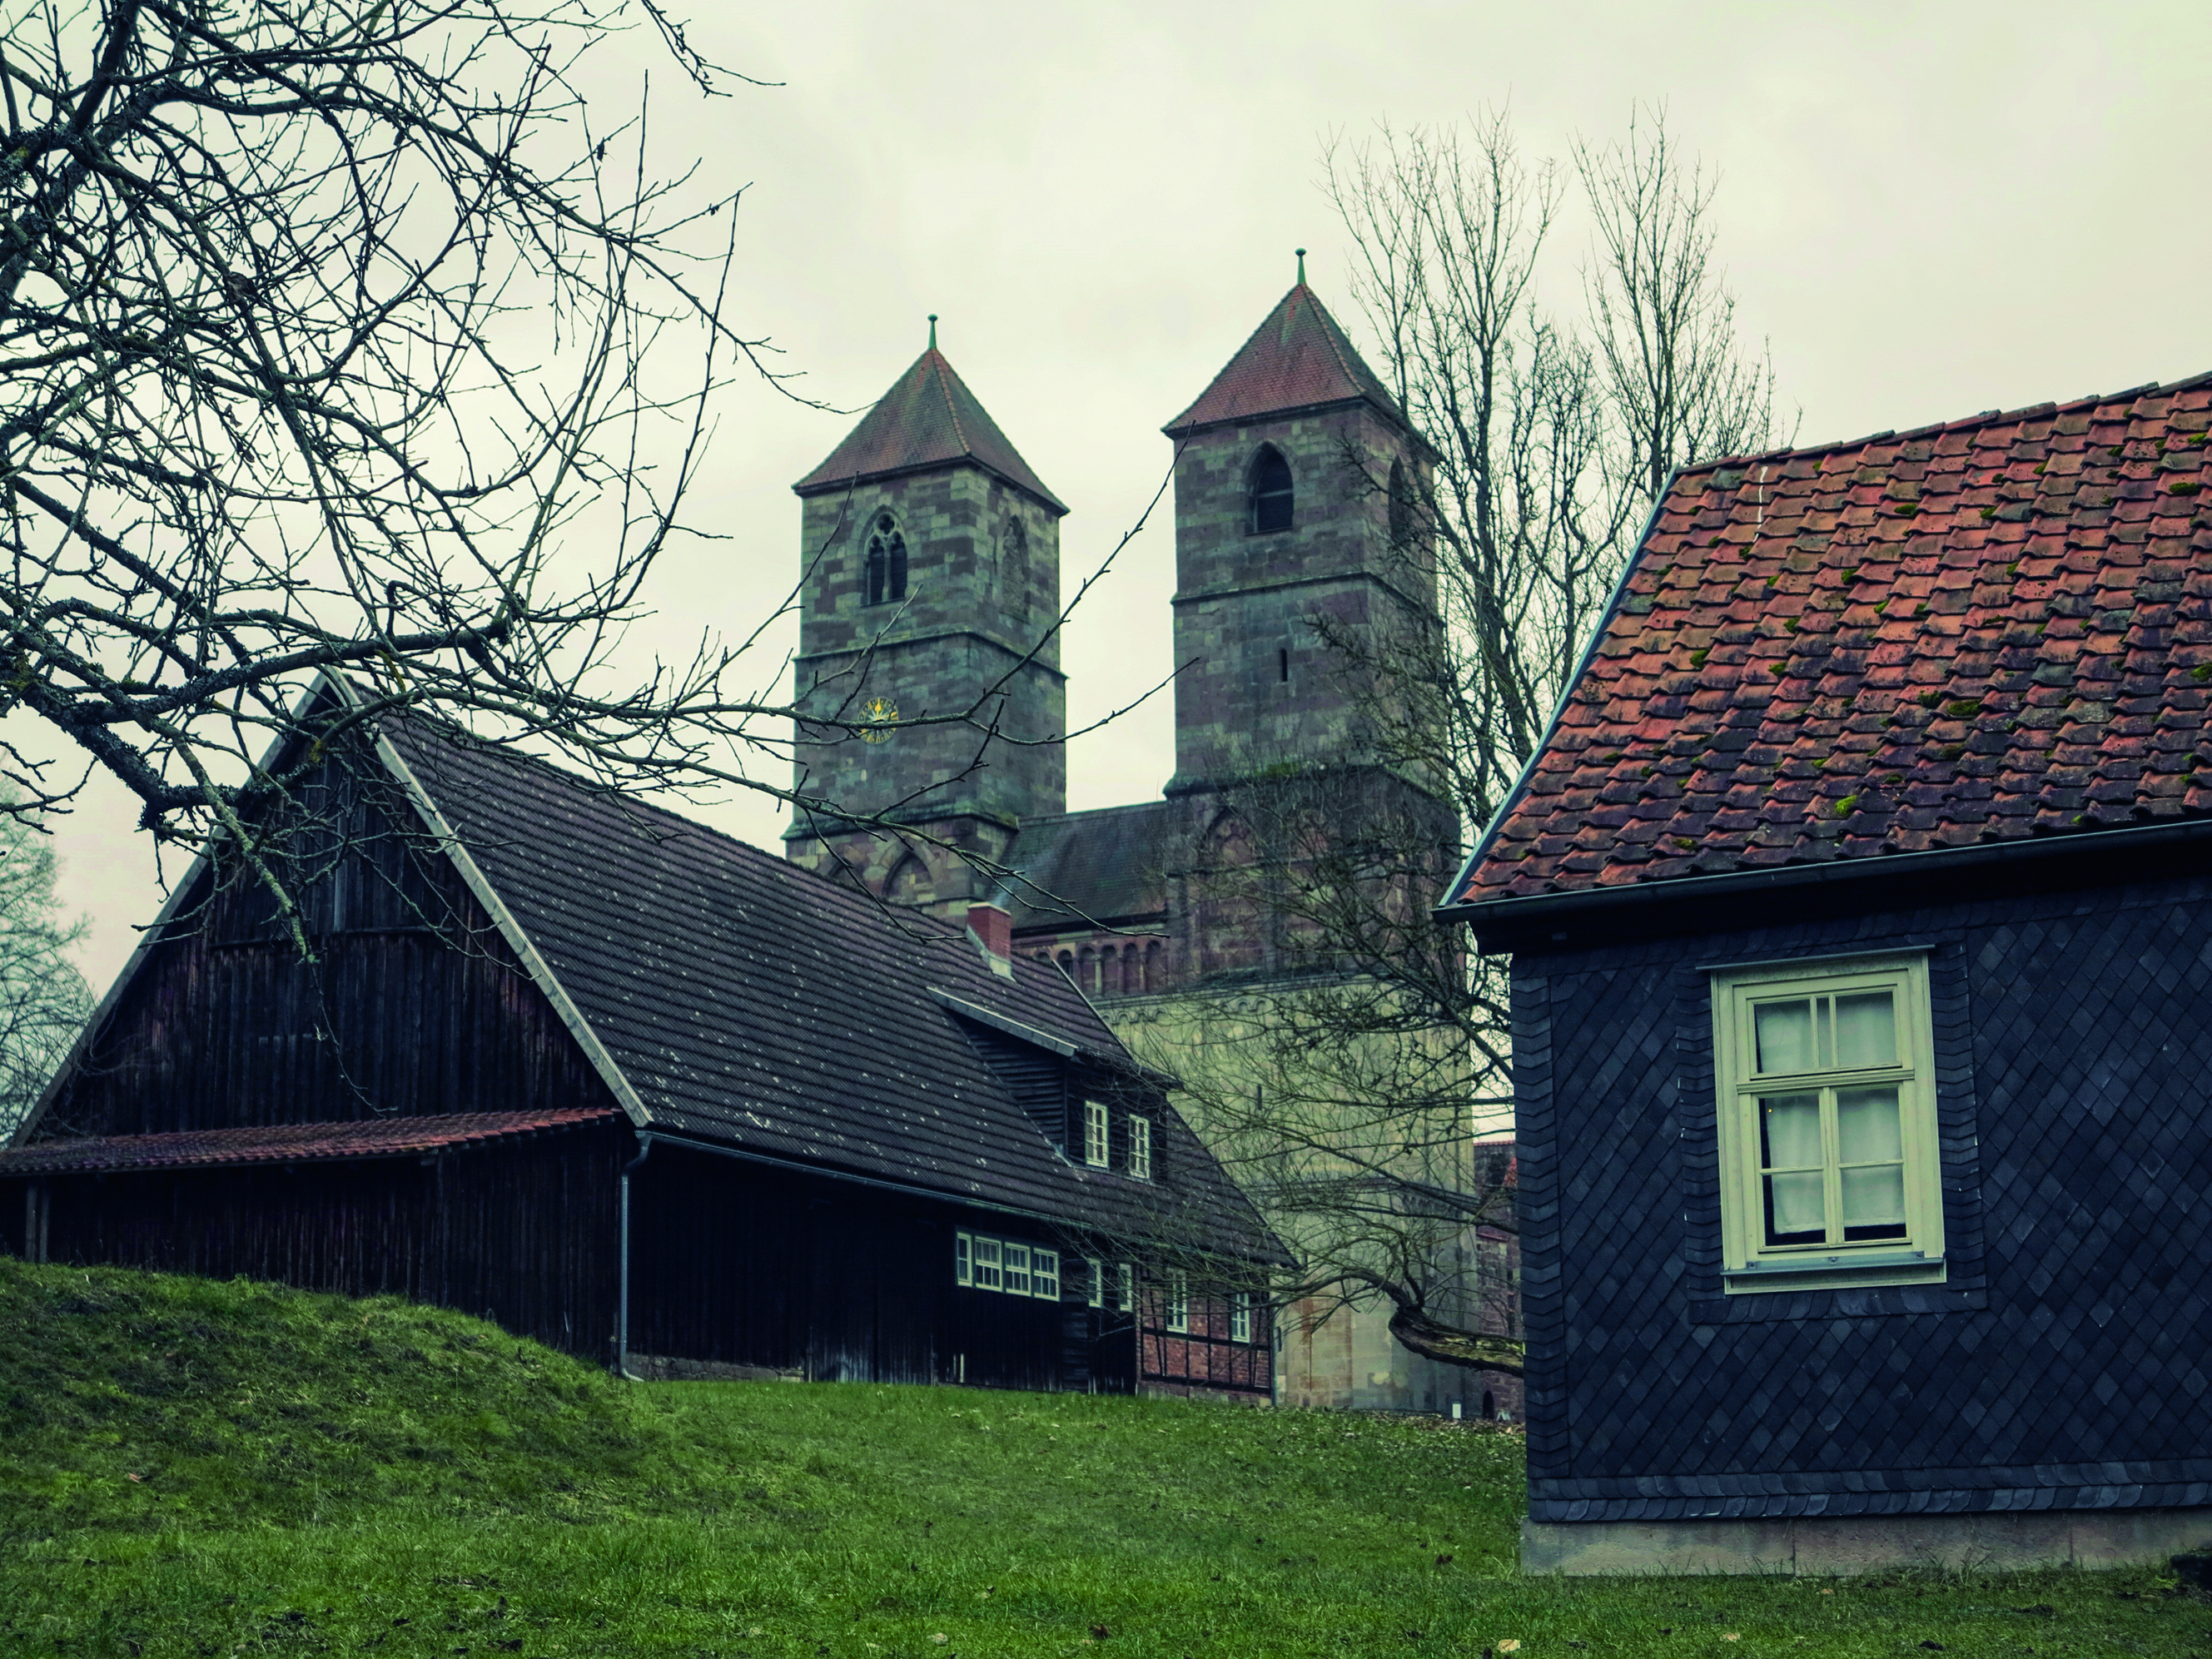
[1499,1643,1521,1653]
[1722,1635,1740,1642]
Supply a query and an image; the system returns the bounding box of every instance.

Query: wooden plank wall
[629,1145,1139,1392]
[42,761,613,1140]
[8,1122,624,1357]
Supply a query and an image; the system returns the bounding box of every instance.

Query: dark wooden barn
[1440,374,2212,1572]
[0,693,1286,1398]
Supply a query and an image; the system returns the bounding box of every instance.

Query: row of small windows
[952,1236,1257,1343]
[1037,939,1162,997]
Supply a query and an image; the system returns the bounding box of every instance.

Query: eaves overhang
[792,454,1069,518]
[1444,812,2212,956]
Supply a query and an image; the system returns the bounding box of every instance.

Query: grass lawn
[1,1262,2205,1658]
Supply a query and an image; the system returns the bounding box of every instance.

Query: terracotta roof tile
[1447,371,2212,906]
[794,348,1066,514]
[0,1108,619,1175]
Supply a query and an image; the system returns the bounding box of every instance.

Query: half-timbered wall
[1513,862,2212,1527]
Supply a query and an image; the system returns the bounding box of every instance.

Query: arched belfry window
[1249,445,1294,535]
[865,514,907,607]
[1387,458,1414,547]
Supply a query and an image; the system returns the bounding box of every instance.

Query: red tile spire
[794,326,1066,514]
[1162,265,1407,437]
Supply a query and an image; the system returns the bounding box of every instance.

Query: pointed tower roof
[794,333,1066,514]
[1164,278,1408,438]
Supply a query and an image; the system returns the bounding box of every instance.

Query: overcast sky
[43,0,2212,990]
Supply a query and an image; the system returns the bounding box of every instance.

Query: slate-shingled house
[0,693,1285,1396]
[1441,375,2212,1572]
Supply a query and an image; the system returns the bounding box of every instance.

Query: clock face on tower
[859,694,899,743]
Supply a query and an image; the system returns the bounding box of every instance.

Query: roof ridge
[930,350,972,455]
[1677,366,2212,479]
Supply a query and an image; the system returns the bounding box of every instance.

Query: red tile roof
[1163,284,1406,437]
[793,347,1066,514]
[1447,373,2212,907]
[0,1108,620,1175]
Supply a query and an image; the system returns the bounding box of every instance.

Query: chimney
[967,902,1012,965]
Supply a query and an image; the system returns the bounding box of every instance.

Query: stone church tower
[785,327,1068,916]
[786,269,1501,1418]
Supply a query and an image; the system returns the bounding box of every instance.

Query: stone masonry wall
[789,464,1066,905]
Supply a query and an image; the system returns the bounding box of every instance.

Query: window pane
[1841,1164,1907,1237]
[1758,1093,1822,1170]
[1031,1249,1059,1300]
[1764,1170,1827,1243]
[1837,1085,1903,1165]
[1754,1000,1817,1074]
[1004,1243,1031,1297]
[1833,991,1897,1069]
[955,1232,972,1287]
[975,1236,1002,1291]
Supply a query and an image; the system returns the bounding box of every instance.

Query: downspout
[616,1135,653,1381]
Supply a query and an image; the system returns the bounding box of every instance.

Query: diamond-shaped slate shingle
[793,345,1066,514]
[1163,282,1407,437]
[1447,373,2212,908]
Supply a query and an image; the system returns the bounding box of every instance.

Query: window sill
[1723,1249,1945,1294]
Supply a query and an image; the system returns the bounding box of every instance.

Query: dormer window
[1248,445,1293,534]
[865,514,907,606]
[1082,1098,1109,1168]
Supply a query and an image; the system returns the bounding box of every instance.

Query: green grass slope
[1,1262,2201,1659]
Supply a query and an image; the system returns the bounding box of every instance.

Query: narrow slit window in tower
[1249,445,1294,534]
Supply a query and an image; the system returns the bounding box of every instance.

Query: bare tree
[0,798,89,1135]
[0,0,1103,941]
[1161,106,1786,1374]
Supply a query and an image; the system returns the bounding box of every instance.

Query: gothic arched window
[1248,445,1294,535]
[1387,458,1414,547]
[865,514,908,607]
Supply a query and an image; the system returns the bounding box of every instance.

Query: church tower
[1160,260,1437,796]
[786,325,1067,916]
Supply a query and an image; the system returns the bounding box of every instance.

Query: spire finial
[927,313,938,351]
[1295,247,1306,286]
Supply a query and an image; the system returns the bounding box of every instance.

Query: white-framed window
[1083,1099,1109,1168]
[1711,952,1946,1293]
[1115,1262,1134,1314]
[1128,1114,1152,1180]
[1031,1249,1060,1301]
[1166,1269,1190,1334]
[1085,1256,1105,1309]
[1003,1242,1031,1297]
[974,1234,1003,1292]
[1230,1291,1252,1344]
[955,1231,972,1287]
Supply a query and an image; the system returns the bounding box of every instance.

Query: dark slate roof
[793,347,1067,514]
[1164,284,1407,437]
[1445,373,2212,909]
[378,718,1279,1259]
[1004,801,1176,932]
[0,1109,619,1175]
